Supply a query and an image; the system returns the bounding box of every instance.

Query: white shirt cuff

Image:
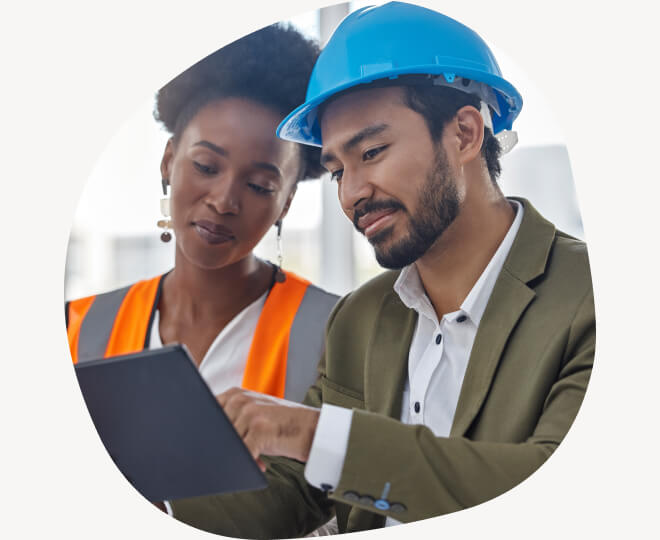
[304,404,353,492]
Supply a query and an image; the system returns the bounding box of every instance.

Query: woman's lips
[358,209,398,239]
[193,220,235,245]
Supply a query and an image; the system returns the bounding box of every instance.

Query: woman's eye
[329,169,343,182]
[363,145,387,161]
[193,161,217,175]
[248,183,274,195]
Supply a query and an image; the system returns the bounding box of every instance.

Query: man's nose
[338,168,374,216]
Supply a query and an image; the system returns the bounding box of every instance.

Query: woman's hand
[217,388,320,471]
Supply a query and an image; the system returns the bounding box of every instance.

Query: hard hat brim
[277,66,522,147]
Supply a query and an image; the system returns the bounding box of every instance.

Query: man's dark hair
[402,84,503,182]
[154,24,324,181]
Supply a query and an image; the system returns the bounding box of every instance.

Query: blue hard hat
[277,1,523,147]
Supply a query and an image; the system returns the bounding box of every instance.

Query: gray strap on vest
[77,285,132,363]
[284,285,340,402]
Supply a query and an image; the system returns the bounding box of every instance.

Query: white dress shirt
[305,201,523,526]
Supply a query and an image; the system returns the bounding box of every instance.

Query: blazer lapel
[451,198,556,436]
[450,270,535,436]
[364,291,418,419]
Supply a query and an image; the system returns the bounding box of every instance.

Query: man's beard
[355,148,460,269]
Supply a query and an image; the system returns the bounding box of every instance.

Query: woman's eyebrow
[192,140,229,156]
[193,140,282,180]
[252,161,282,180]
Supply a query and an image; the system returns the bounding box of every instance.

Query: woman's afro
[154,24,324,181]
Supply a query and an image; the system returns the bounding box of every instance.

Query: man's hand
[217,388,320,472]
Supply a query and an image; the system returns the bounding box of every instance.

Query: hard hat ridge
[277,1,523,151]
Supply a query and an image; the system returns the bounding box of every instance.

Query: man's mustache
[353,199,406,233]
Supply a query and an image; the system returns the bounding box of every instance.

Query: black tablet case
[75,344,267,501]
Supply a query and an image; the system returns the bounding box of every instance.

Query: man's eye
[193,161,216,175]
[363,145,387,161]
[329,169,344,182]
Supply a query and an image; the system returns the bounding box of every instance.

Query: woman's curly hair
[154,24,323,181]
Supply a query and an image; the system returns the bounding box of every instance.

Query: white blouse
[148,291,268,396]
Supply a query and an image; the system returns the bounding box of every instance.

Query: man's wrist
[304,404,353,491]
[302,407,321,462]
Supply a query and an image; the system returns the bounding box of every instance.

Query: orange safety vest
[66,270,338,402]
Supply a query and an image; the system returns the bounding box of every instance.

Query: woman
[66,24,338,404]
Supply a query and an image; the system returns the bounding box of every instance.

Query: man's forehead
[320,86,407,147]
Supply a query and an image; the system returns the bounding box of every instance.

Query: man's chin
[372,240,413,270]
[372,231,435,270]
[366,226,395,247]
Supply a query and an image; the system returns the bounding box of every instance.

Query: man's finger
[216,386,244,409]
[243,418,273,461]
[221,390,250,423]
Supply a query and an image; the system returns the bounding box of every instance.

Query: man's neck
[415,193,515,319]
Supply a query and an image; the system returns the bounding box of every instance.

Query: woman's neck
[160,252,273,324]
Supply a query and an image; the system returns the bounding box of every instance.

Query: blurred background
[64,1,583,301]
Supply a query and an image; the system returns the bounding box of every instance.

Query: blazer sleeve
[170,456,333,539]
[329,288,595,523]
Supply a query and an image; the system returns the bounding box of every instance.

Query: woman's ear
[160,138,175,184]
[278,184,298,222]
[454,105,484,165]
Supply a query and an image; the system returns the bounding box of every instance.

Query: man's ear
[278,184,298,222]
[454,105,484,165]
[160,138,175,185]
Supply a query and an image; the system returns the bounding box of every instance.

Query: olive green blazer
[171,198,595,538]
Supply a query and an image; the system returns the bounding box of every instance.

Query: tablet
[74,344,267,501]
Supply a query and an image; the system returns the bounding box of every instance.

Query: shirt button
[457,315,467,323]
[414,401,420,413]
[435,334,442,344]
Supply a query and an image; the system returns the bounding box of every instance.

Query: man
[169,3,594,536]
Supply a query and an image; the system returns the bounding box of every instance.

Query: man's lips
[193,219,235,244]
[357,208,398,238]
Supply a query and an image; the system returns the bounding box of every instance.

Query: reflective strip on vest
[78,285,131,361]
[67,277,161,364]
[284,284,339,402]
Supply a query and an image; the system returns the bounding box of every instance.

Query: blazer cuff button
[343,491,359,502]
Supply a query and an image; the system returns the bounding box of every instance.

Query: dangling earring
[158,177,172,243]
[274,219,286,283]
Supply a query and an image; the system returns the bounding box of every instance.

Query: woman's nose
[205,176,241,215]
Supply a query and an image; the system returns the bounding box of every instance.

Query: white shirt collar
[394,199,524,327]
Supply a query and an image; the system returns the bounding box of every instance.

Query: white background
[1,0,659,538]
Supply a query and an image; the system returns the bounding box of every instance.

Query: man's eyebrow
[192,140,228,156]
[320,123,390,167]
